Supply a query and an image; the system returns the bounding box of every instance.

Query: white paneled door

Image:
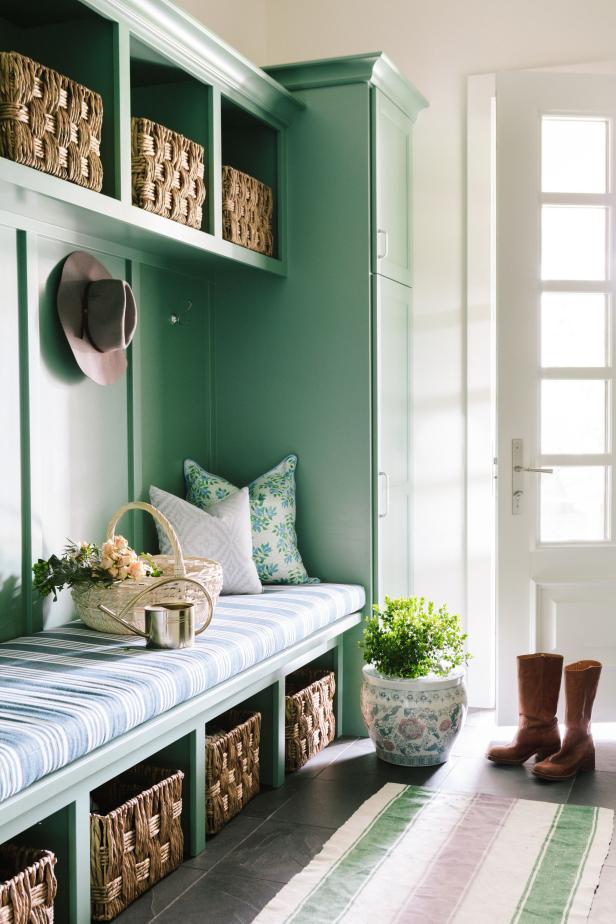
[496,70,616,722]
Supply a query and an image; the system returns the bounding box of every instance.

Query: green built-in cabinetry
[0,1,425,730]
[0,4,427,916]
[213,55,427,734]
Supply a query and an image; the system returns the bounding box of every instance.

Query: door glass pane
[540,466,607,542]
[542,117,607,193]
[541,293,608,367]
[542,206,607,280]
[541,379,607,454]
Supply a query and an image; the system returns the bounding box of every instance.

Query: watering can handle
[97,576,214,636]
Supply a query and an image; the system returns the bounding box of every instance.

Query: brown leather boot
[533,660,601,781]
[486,653,563,765]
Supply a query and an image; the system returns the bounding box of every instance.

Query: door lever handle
[513,465,553,474]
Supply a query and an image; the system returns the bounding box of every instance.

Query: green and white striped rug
[255,784,614,924]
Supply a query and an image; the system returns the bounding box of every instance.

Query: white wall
[182,0,616,661]
[176,0,268,63]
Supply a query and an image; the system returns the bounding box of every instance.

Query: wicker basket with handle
[72,501,222,634]
[0,845,56,924]
[0,51,103,191]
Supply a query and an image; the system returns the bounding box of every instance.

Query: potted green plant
[360,596,471,766]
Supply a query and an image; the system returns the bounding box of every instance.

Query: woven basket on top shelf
[285,668,336,772]
[222,165,273,256]
[72,501,222,634]
[0,845,57,924]
[90,765,184,921]
[131,117,205,229]
[0,50,103,191]
[206,710,261,835]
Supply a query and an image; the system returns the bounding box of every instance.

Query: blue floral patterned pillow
[184,454,319,585]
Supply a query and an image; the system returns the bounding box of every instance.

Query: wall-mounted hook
[170,300,193,326]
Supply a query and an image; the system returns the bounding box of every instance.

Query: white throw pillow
[149,485,262,595]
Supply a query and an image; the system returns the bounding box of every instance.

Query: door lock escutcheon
[512,439,553,515]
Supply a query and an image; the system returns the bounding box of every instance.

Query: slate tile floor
[116,710,616,923]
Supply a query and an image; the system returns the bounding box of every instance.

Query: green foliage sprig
[32,539,161,602]
[361,596,471,679]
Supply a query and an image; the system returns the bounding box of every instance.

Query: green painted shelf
[0,158,286,274]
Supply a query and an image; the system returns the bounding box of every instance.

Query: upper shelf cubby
[130,37,212,233]
[221,98,280,259]
[0,0,120,199]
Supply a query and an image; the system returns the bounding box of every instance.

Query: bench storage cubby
[206,710,261,835]
[90,765,184,921]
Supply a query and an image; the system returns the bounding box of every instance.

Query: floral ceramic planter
[361,664,467,766]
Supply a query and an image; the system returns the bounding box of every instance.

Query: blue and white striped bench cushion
[0,583,364,803]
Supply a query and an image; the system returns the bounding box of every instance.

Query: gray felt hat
[57,251,138,386]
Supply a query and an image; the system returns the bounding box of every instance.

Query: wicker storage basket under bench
[0,51,103,191]
[0,845,57,924]
[285,668,336,772]
[206,710,261,835]
[90,765,184,921]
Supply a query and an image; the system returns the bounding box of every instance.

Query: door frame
[466,73,497,709]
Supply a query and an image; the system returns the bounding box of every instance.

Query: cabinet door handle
[378,471,390,518]
[377,228,389,260]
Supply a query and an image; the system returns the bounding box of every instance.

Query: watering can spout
[98,604,149,638]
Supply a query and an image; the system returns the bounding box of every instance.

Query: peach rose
[128,560,146,580]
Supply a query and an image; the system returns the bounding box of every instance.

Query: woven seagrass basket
[131,117,205,228]
[222,165,273,256]
[285,669,336,772]
[72,501,222,635]
[90,765,184,921]
[0,845,56,924]
[206,710,261,835]
[0,50,103,191]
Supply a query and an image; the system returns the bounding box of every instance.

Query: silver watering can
[98,576,213,650]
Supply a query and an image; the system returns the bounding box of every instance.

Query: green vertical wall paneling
[21,231,43,636]
[0,204,216,639]
[212,83,373,734]
[0,226,23,641]
[134,264,214,552]
[35,239,130,628]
